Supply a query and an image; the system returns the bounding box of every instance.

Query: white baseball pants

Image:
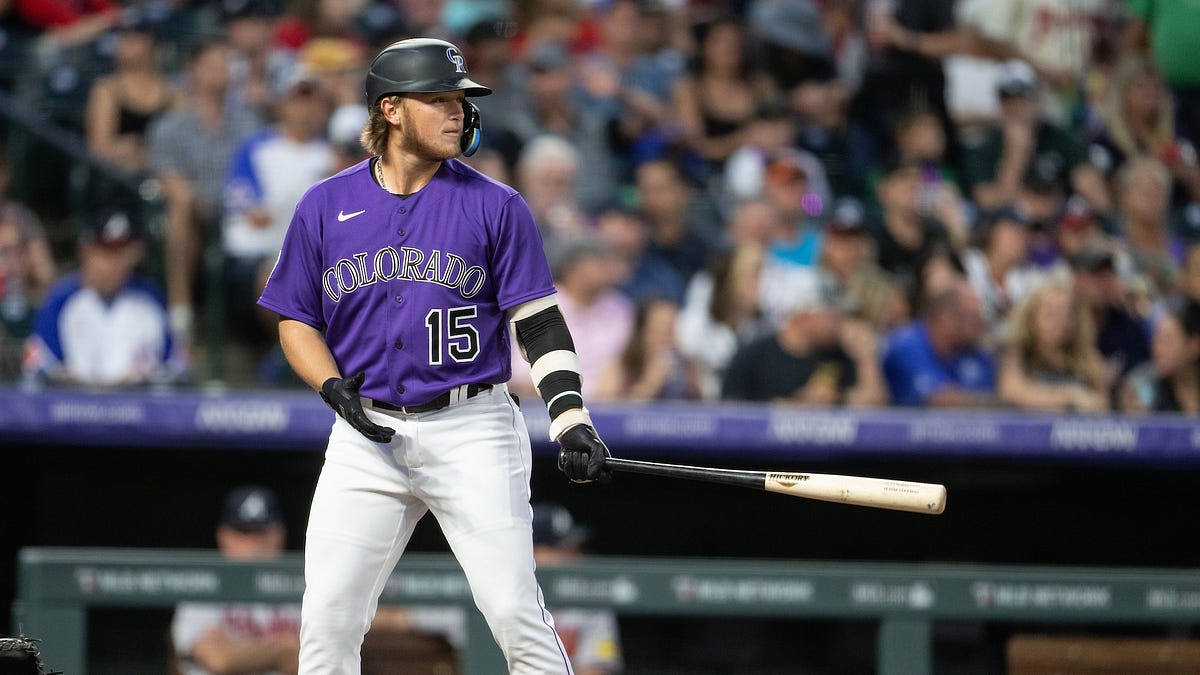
[298,384,573,674]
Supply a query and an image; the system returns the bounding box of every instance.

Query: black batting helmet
[365,38,492,106]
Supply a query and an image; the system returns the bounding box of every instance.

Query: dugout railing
[14,547,1200,674]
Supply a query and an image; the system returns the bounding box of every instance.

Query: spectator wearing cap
[84,7,176,175]
[749,0,835,92]
[508,235,634,401]
[530,502,624,675]
[327,104,369,172]
[761,150,828,267]
[462,17,522,142]
[722,100,802,208]
[963,205,1043,336]
[147,38,263,360]
[998,277,1112,413]
[818,196,907,334]
[882,280,997,407]
[755,149,836,325]
[170,485,301,675]
[722,275,886,407]
[1070,243,1151,386]
[24,209,177,386]
[963,60,1112,217]
[1049,196,1127,276]
[299,37,368,110]
[221,0,291,121]
[220,66,333,374]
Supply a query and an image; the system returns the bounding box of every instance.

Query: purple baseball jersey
[258,158,555,406]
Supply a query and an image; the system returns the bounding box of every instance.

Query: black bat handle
[605,457,766,491]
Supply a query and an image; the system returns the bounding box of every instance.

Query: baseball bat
[605,457,946,515]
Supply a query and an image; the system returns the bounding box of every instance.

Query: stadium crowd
[0,0,1198,415]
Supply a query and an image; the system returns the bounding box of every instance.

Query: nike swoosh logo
[337,209,366,222]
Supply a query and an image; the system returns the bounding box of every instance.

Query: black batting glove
[557,424,612,484]
[320,372,395,443]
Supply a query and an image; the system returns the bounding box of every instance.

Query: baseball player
[257,37,611,674]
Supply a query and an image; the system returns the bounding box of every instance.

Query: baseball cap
[532,502,589,547]
[825,196,866,235]
[977,204,1031,231]
[83,208,141,248]
[1069,245,1116,273]
[276,65,322,98]
[329,104,368,149]
[1057,195,1096,232]
[114,2,171,36]
[527,42,569,73]
[749,0,830,58]
[465,17,518,47]
[765,152,810,186]
[775,270,847,316]
[300,38,365,75]
[221,486,284,532]
[996,59,1038,99]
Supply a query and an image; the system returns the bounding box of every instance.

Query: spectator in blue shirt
[883,280,998,407]
[25,209,178,386]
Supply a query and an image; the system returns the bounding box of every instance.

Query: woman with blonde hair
[998,277,1112,412]
[1094,57,1200,203]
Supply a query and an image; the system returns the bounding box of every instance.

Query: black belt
[370,383,493,414]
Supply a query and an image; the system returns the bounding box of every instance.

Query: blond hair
[1006,278,1099,383]
[1103,57,1174,160]
[360,96,400,156]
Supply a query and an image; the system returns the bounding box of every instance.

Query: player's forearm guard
[512,304,590,440]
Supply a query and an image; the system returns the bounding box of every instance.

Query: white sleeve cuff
[548,407,592,442]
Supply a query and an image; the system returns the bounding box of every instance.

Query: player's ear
[379,96,403,125]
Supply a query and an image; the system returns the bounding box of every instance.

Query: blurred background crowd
[0,0,1198,416]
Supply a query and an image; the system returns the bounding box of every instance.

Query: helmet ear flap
[461,100,482,157]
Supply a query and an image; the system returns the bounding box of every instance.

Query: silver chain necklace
[375,158,389,193]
